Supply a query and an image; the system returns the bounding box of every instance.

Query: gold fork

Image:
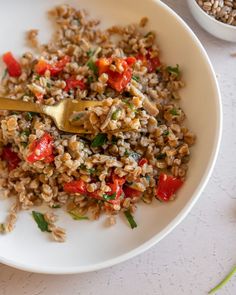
[0,97,131,134]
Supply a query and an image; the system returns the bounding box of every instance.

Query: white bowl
[0,0,222,274]
[187,0,236,42]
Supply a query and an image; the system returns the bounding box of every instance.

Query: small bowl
[187,0,236,42]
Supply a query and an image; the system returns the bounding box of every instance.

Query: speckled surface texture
[0,1,235,294]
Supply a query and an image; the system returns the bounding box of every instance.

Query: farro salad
[0,5,195,242]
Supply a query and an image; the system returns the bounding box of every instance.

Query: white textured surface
[0,0,235,294]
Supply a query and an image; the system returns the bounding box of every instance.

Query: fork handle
[0,97,42,113]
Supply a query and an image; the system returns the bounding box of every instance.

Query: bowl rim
[190,0,236,31]
[0,0,223,274]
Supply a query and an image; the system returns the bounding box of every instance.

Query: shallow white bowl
[187,0,236,42]
[0,0,222,274]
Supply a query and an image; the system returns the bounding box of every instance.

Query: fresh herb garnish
[52,204,61,209]
[111,109,121,120]
[32,211,51,232]
[1,69,8,80]
[163,130,169,136]
[87,76,94,84]
[132,75,140,82]
[20,142,28,148]
[167,64,180,77]
[34,74,40,81]
[156,153,166,160]
[208,266,236,294]
[46,82,51,88]
[169,108,179,116]
[20,129,30,137]
[124,210,137,229]
[124,149,130,156]
[123,99,137,112]
[86,49,95,58]
[103,192,116,201]
[88,168,96,174]
[26,112,37,121]
[87,60,98,74]
[91,133,107,148]
[69,211,89,220]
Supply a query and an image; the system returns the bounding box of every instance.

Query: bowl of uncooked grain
[0,0,222,274]
[188,0,236,42]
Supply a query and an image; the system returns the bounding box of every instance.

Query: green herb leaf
[20,142,28,148]
[34,74,40,81]
[1,69,8,81]
[91,133,107,148]
[32,211,51,232]
[88,168,96,175]
[208,266,236,294]
[103,192,116,201]
[26,112,37,121]
[132,75,140,82]
[124,210,137,229]
[111,109,121,120]
[124,149,130,156]
[46,82,51,88]
[87,76,94,84]
[52,204,61,209]
[156,153,166,160]
[167,64,180,77]
[20,129,31,137]
[169,108,179,116]
[163,130,169,136]
[87,60,98,74]
[87,49,95,58]
[69,211,89,220]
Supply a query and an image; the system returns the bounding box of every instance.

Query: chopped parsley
[69,210,89,220]
[46,82,51,88]
[32,211,51,232]
[167,64,180,77]
[87,60,98,74]
[163,130,169,136]
[91,133,107,148]
[169,108,179,116]
[20,129,30,137]
[34,75,40,81]
[87,76,94,84]
[132,75,140,82]
[20,142,28,148]
[111,109,121,120]
[124,210,137,229]
[103,193,116,201]
[86,49,95,58]
[1,69,8,81]
[25,112,37,121]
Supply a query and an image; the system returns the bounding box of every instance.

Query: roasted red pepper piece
[123,186,142,198]
[35,56,71,76]
[107,179,123,199]
[136,51,160,73]
[138,158,148,166]
[2,52,22,77]
[64,179,87,194]
[27,133,54,163]
[64,77,86,92]
[112,174,126,186]
[1,146,21,171]
[96,57,135,92]
[156,173,183,202]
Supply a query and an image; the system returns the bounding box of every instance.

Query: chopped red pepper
[96,57,135,92]
[136,51,160,73]
[64,179,87,194]
[156,173,183,202]
[112,174,126,186]
[138,158,148,166]
[64,77,86,92]
[1,146,20,171]
[107,179,123,199]
[2,52,22,77]
[123,186,142,198]
[35,55,71,76]
[27,133,54,163]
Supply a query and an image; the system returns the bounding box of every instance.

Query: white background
[0,0,236,294]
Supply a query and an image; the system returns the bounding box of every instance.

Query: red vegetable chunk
[35,55,71,76]
[64,179,87,194]
[156,173,183,202]
[3,52,22,77]
[138,158,148,166]
[136,51,161,73]
[64,77,86,92]
[1,146,20,171]
[123,186,142,198]
[27,133,54,163]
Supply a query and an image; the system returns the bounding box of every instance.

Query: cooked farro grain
[0,4,195,242]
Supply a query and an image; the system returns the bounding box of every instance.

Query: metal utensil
[0,97,132,134]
